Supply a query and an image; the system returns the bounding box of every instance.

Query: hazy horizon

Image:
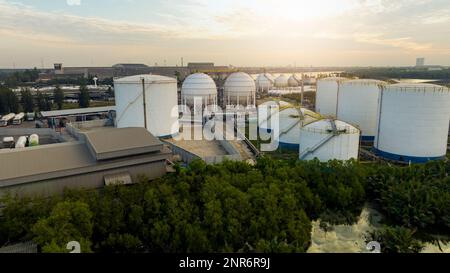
[1,0,450,68]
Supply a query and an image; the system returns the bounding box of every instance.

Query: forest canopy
[0,157,448,253]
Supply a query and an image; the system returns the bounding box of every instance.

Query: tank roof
[114,74,176,84]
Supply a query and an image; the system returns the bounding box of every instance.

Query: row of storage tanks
[114,72,258,138]
[315,78,450,163]
[113,72,307,139]
[256,73,307,91]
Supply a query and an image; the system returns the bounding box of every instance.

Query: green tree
[21,88,34,113]
[79,85,90,108]
[367,226,424,253]
[53,86,64,110]
[32,201,93,253]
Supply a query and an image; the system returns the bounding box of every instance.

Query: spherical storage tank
[288,75,300,87]
[374,83,450,163]
[299,119,360,162]
[256,74,274,92]
[274,75,289,88]
[337,79,385,141]
[316,77,347,117]
[181,73,217,112]
[258,101,321,150]
[224,72,256,107]
[114,74,179,138]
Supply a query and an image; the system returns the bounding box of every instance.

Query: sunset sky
[1,0,450,68]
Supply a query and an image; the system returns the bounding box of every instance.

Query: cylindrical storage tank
[15,136,27,149]
[299,119,360,162]
[337,79,385,141]
[181,73,217,113]
[374,83,450,163]
[316,77,347,117]
[288,75,300,87]
[29,134,39,147]
[274,75,289,88]
[256,74,274,92]
[224,72,256,107]
[258,101,321,150]
[114,74,179,138]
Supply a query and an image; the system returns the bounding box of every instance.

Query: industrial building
[114,75,179,138]
[373,83,450,163]
[0,127,171,198]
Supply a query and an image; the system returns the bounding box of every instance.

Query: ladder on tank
[299,119,345,160]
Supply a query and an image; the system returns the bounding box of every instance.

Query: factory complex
[1,69,450,197]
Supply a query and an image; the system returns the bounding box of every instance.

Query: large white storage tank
[337,79,385,141]
[374,83,450,163]
[316,77,347,117]
[181,73,217,113]
[114,74,179,138]
[274,75,289,88]
[258,101,321,150]
[256,74,274,92]
[224,72,256,107]
[299,119,360,162]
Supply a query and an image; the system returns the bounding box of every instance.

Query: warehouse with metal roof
[0,127,170,197]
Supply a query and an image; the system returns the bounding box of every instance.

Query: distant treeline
[0,157,448,253]
[342,67,450,83]
[0,68,113,88]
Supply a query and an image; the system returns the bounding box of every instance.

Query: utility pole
[301,73,305,106]
[141,78,148,130]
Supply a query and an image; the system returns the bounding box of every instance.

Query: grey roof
[40,106,116,118]
[0,142,95,182]
[113,64,149,69]
[0,127,170,185]
[84,127,163,161]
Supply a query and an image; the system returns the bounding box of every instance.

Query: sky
[1,0,450,68]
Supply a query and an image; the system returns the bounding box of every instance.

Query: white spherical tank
[224,72,256,107]
[114,74,179,138]
[256,74,274,92]
[274,75,289,88]
[374,83,450,163]
[258,101,321,150]
[181,73,217,112]
[337,79,385,141]
[288,75,300,87]
[316,77,347,117]
[299,119,360,162]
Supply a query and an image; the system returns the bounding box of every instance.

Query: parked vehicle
[0,113,16,127]
[26,112,36,121]
[12,113,25,125]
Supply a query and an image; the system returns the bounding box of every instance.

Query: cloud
[67,0,81,6]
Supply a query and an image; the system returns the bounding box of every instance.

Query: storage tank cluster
[316,78,450,163]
